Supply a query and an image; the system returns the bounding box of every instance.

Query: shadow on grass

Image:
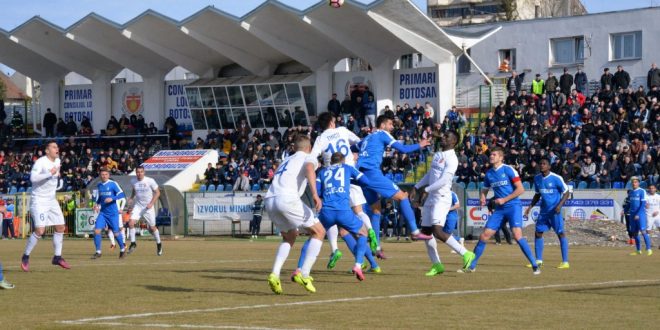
[142,285,304,297]
[562,283,660,298]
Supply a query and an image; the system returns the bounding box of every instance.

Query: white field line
[59,278,660,325]
[63,321,307,330]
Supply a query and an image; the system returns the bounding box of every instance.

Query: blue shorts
[485,204,523,231]
[319,209,363,235]
[443,216,458,234]
[95,212,120,232]
[629,214,648,233]
[358,168,400,205]
[535,212,564,234]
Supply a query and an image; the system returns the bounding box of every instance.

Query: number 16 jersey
[311,127,361,167]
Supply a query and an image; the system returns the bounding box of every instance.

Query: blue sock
[642,233,652,250]
[517,238,537,267]
[94,233,102,252]
[534,235,544,261]
[365,250,379,268]
[355,236,367,265]
[635,235,641,251]
[116,233,125,250]
[0,262,3,281]
[470,240,487,269]
[342,233,357,251]
[398,199,419,233]
[297,239,311,269]
[559,235,569,263]
[371,214,381,245]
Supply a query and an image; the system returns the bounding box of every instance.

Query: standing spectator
[531,74,544,97]
[64,117,77,136]
[600,68,613,90]
[250,195,264,239]
[575,66,588,95]
[613,65,631,90]
[559,67,574,96]
[327,93,341,117]
[647,63,660,91]
[1,199,15,239]
[546,72,559,105]
[506,70,525,96]
[340,94,352,125]
[43,108,57,137]
[364,95,377,129]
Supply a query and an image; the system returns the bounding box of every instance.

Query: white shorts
[265,196,318,233]
[130,204,156,227]
[349,184,367,207]
[421,195,452,227]
[650,218,660,230]
[31,200,65,228]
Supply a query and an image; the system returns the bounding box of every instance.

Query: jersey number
[324,139,350,156]
[275,160,289,176]
[323,168,345,188]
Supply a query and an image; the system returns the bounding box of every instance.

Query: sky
[0,0,656,74]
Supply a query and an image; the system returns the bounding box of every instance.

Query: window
[457,49,471,74]
[611,31,642,60]
[551,37,584,65]
[400,54,413,69]
[473,5,500,15]
[498,49,516,72]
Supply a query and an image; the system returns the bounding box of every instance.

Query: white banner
[165,80,194,130]
[61,84,94,125]
[394,67,438,118]
[193,196,257,221]
[112,82,145,119]
[75,208,96,235]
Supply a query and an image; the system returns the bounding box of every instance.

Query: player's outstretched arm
[390,141,421,154]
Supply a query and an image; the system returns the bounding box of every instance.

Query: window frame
[610,31,642,61]
[550,36,585,65]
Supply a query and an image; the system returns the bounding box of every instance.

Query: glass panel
[231,107,248,128]
[613,35,622,59]
[623,34,634,58]
[302,86,316,117]
[635,31,642,58]
[190,109,207,130]
[292,105,308,126]
[262,106,279,127]
[227,86,244,107]
[242,85,259,106]
[553,39,573,64]
[246,107,265,128]
[205,108,221,130]
[270,84,288,105]
[185,88,201,108]
[575,37,584,61]
[219,108,234,129]
[213,87,229,107]
[256,85,273,106]
[276,106,294,127]
[285,84,302,104]
[199,87,215,107]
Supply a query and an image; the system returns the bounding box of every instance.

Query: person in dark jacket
[600,68,613,90]
[574,66,588,95]
[613,65,631,90]
[647,63,660,90]
[559,67,573,96]
[506,71,525,96]
[42,108,57,137]
[327,93,341,117]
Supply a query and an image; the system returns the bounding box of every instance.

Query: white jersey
[266,151,318,199]
[416,149,458,204]
[311,127,361,167]
[131,176,159,207]
[30,156,61,201]
[646,193,660,219]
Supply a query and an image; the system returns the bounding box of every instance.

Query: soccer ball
[329,0,344,8]
[83,233,89,239]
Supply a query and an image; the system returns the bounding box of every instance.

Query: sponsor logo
[122,87,143,115]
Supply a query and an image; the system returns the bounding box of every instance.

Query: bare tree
[500,0,518,21]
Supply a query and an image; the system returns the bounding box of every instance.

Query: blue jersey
[533,172,568,214]
[356,130,420,170]
[628,188,647,217]
[96,180,125,215]
[446,192,459,222]
[317,164,366,211]
[483,164,522,205]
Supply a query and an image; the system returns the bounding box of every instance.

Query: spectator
[64,117,77,136]
[1,198,15,239]
[43,108,57,137]
[559,67,574,96]
[648,63,660,91]
[506,70,525,96]
[531,74,544,97]
[575,66,588,95]
[250,195,264,239]
[600,68,613,90]
[613,65,631,90]
[327,93,341,117]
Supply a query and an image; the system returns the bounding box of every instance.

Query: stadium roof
[0,0,498,81]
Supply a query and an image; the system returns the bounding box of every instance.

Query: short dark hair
[490,146,505,155]
[45,140,58,150]
[330,152,345,165]
[99,167,110,173]
[317,112,334,130]
[136,165,145,171]
[446,130,459,145]
[376,115,392,128]
[539,157,551,165]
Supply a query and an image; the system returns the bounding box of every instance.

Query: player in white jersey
[127,166,162,255]
[646,185,660,235]
[310,112,378,267]
[410,131,475,276]
[20,141,71,271]
[266,135,325,294]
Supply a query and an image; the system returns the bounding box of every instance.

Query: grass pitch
[1,237,659,329]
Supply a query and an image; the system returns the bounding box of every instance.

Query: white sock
[425,239,441,264]
[130,228,136,243]
[446,236,467,255]
[24,232,41,255]
[327,225,338,252]
[53,232,63,256]
[271,242,292,277]
[108,230,116,245]
[301,238,323,277]
[357,212,372,229]
[152,229,161,244]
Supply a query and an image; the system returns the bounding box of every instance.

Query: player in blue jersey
[443,192,463,243]
[316,152,375,280]
[92,168,127,259]
[356,115,433,252]
[461,147,540,275]
[627,177,652,255]
[525,158,571,269]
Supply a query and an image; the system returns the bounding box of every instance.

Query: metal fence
[2,191,85,238]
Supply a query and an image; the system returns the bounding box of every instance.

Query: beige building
[428,0,587,26]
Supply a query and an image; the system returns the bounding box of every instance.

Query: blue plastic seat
[198,185,207,192]
[216,184,224,192]
[394,173,404,183]
[624,180,633,189]
[467,182,476,190]
[224,184,233,192]
[17,187,26,193]
[640,181,648,189]
[612,182,624,189]
[589,181,599,189]
[207,184,216,192]
[522,182,531,190]
[9,186,17,195]
[577,181,588,190]
[252,184,261,191]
